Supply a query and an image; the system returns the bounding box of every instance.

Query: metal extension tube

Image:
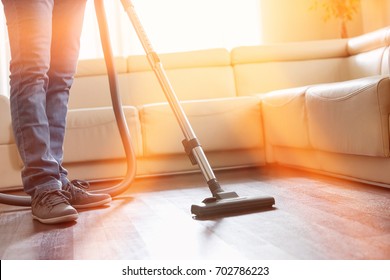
[119,0,224,196]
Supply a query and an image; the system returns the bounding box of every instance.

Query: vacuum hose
[0,0,136,206]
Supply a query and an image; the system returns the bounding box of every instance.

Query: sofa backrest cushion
[232,27,390,97]
[346,47,389,79]
[69,48,236,109]
[346,26,390,78]
[231,40,349,96]
[347,26,390,55]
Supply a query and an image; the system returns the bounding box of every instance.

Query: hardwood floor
[0,166,389,260]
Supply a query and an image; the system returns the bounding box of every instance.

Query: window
[1,0,261,95]
[80,0,261,58]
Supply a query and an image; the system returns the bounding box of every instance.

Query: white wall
[388,0,390,23]
[361,0,390,33]
[259,0,389,43]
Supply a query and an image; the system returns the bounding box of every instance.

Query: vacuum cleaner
[0,0,275,218]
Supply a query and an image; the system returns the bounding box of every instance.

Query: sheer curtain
[1,0,261,96]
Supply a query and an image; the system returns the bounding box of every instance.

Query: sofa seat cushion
[139,96,264,156]
[261,86,310,149]
[306,75,390,157]
[63,106,143,163]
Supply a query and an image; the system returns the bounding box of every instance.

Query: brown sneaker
[31,189,78,224]
[63,180,111,209]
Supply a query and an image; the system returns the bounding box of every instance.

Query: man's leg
[2,0,78,224]
[2,0,61,195]
[47,0,111,208]
[46,0,87,185]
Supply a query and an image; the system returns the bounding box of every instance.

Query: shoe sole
[72,197,112,209]
[32,213,79,224]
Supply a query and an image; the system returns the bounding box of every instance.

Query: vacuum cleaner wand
[119,0,275,218]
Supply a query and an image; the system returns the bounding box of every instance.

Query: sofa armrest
[0,95,13,144]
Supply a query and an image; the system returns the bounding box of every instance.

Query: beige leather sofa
[0,26,389,191]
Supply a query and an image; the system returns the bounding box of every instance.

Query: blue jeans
[2,0,87,195]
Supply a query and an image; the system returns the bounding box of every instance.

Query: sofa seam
[308,83,377,101]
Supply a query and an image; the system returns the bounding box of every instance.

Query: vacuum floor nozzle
[191,195,275,218]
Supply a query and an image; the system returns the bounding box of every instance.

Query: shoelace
[63,179,90,198]
[70,179,90,190]
[32,189,70,209]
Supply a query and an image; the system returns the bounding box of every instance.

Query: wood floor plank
[0,166,389,260]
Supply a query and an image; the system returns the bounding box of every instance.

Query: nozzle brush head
[191,195,275,218]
